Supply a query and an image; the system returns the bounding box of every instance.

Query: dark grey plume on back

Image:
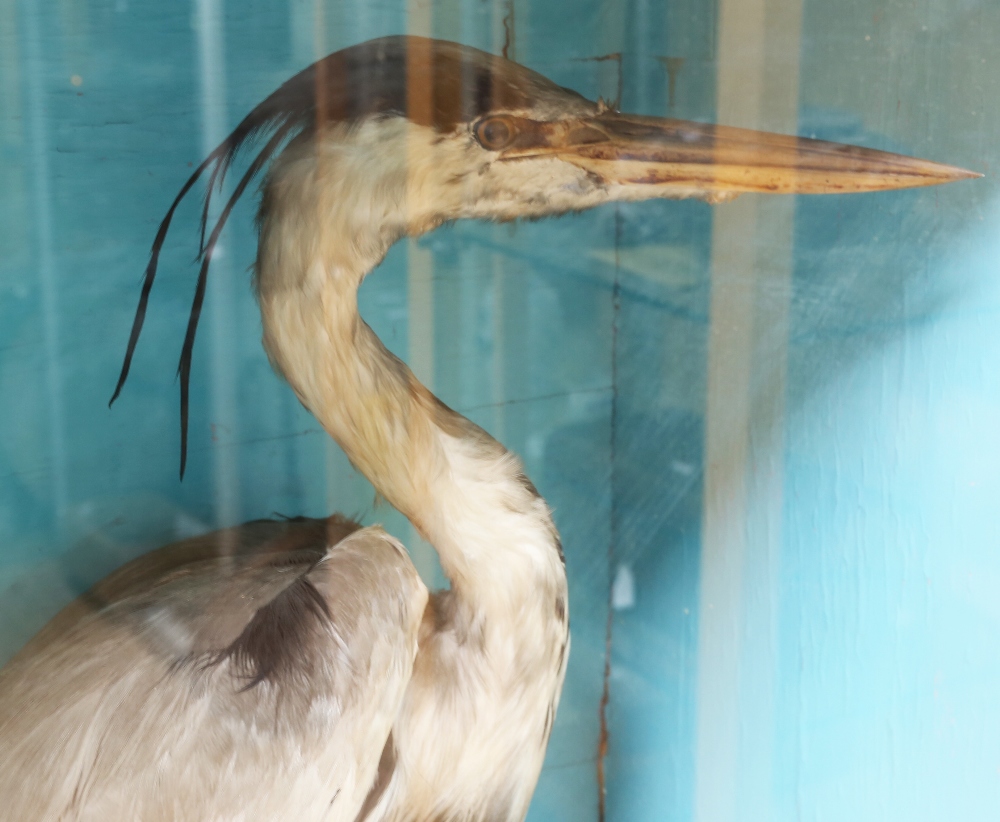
[16,515,361,662]
[109,35,584,477]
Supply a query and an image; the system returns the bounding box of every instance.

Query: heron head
[324,36,975,235]
[248,35,977,247]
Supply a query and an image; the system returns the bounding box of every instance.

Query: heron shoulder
[0,519,427,821]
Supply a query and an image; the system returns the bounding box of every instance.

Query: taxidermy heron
[0,35,976,821]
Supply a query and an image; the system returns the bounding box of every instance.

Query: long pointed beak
[502,113,980,202]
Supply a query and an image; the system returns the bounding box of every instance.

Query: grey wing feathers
[0,516,428,822]
[11,514,362,662]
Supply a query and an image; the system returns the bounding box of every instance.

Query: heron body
[0,35,975,822]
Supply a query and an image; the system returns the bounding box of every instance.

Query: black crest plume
[109,65,322,478]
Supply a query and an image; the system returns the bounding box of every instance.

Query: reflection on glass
[0,2,994,821]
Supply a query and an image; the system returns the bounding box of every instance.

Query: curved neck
[254,133,563,601]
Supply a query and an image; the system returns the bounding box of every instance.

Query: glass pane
[0,1,994,820]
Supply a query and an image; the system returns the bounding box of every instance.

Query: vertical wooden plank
[21,0,68,523]
[0,0,26,263]
[489,1,515,444]
[407,244,436,391]
[740,3,802,812]
[406,0,434,387]
[406,0,439,585]
[490,243,507,442]
[694,0,802,819]
[195,0,242,530]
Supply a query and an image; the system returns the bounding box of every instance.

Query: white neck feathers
[253,120,564,605]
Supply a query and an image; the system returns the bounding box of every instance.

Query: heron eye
[475,117,516,151]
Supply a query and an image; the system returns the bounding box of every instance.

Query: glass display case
[0,0,996,819]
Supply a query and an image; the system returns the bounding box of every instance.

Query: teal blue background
[0,1,997,820]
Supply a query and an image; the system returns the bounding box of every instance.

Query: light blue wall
[0,1,997,820]
[605,2,1000,821]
